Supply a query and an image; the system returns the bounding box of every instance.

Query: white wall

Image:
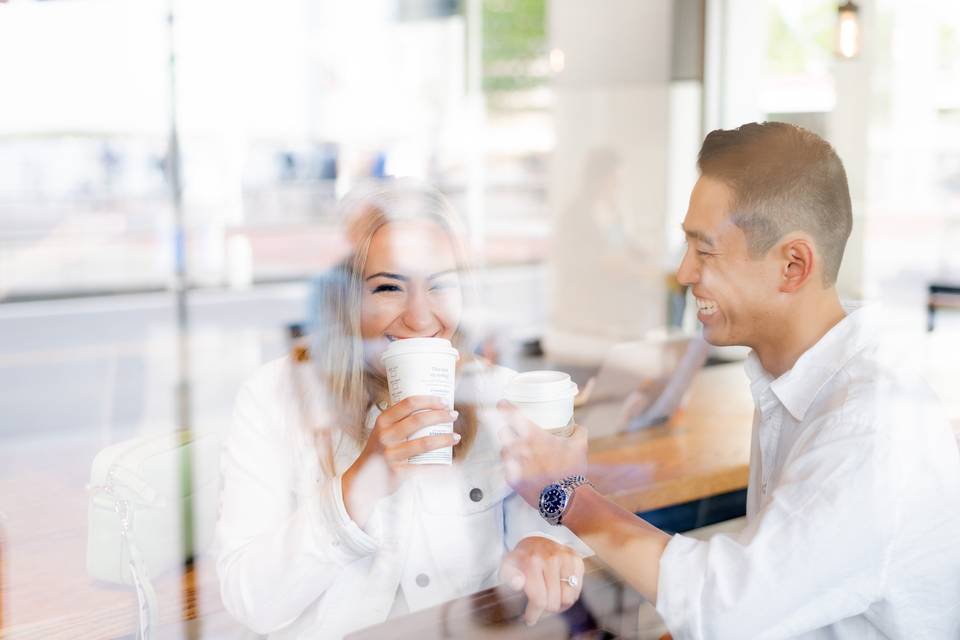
[543,0,674,364]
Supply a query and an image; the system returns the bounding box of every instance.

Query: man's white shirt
[656,307,960,639]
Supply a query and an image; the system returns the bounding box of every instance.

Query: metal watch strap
[558,474,592,525]
[560,474,591,491]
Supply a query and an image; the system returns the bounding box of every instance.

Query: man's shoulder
[839,345,938,408]
[806,344,948,441]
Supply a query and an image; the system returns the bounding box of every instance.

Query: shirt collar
[744,350,776,412]
[746,303,875,422]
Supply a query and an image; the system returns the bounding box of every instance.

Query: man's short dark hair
[697,122,852,286]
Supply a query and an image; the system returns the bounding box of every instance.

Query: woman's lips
[384,331,441,342]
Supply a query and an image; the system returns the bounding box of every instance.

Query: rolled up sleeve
[310,473,378,560]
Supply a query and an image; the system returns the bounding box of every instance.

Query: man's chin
[701,325,733,347]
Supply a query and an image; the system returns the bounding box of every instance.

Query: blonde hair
[309,180,480,472]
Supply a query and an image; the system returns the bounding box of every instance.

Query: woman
[216,180,586,639]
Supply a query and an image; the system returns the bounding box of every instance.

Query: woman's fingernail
[511,575,524,591]
[450,410,459,420]
[452,433,462,443]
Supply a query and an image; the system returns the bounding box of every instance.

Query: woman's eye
[430,280,459,291]
[371,284,402,293]
[696,250,712,257]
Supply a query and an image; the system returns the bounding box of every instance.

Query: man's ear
[778,236,815,293]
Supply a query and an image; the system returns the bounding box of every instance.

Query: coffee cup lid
[380,337,460,362]
[504,370,578,403]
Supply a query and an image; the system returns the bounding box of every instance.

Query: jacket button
[416,573,430,587]
[469,487,483,502]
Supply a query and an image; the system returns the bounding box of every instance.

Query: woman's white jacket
[215,357,584,639]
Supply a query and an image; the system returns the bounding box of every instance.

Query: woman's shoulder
[240,355,296,396]
[236,356,320,421]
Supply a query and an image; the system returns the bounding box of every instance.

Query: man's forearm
[561,485,672,603]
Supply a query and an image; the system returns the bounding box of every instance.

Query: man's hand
[499,536,585,626]
[497,400,588,507]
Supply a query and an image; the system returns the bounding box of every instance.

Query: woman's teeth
[696,297,718,316]
[384,332,439,342]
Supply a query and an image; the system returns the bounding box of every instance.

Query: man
[499,122,960,637]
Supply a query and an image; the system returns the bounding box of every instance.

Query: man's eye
[372,284,402,293]
[696,250,712,257]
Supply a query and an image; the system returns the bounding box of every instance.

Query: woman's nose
[402,287,436,331]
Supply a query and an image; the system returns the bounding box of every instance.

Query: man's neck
[754,291,847,378]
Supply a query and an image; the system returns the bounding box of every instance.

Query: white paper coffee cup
[504,370,578,437]
[381,337,459,464]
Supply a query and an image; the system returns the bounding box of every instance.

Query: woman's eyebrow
[428,269,459,280]
[364,271,407,282]
[365,269,458,282]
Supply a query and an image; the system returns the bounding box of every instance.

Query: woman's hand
[499,537,585,626]
[341,395,459,527]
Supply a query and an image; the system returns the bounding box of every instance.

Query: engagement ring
[562,575,579,588]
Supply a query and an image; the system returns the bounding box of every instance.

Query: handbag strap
[127,533,159,639]
[113,483,161,639]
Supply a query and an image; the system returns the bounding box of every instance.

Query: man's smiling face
[676,176,782,349]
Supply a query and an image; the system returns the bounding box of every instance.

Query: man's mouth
[695,297,718,316]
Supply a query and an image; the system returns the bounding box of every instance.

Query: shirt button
[469,487,483,502]
[416,573,430,587]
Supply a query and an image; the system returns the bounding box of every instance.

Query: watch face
[539,484,567,519]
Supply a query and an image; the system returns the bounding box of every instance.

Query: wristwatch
[538,474,592,526]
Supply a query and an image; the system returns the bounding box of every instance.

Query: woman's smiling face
[360,219,463,375]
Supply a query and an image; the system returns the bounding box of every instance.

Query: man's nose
[676,248,699,287]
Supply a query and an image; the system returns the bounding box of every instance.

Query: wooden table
[587,362,754,514]
[0,450,230,640]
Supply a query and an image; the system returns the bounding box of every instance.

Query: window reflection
[1,1,958,639]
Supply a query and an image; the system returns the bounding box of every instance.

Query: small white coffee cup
[504,370,579,436]
[381,337,460,464]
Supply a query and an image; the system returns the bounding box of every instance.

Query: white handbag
[86,430,219,639]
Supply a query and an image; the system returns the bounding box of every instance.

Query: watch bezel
[538,482,568,524]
